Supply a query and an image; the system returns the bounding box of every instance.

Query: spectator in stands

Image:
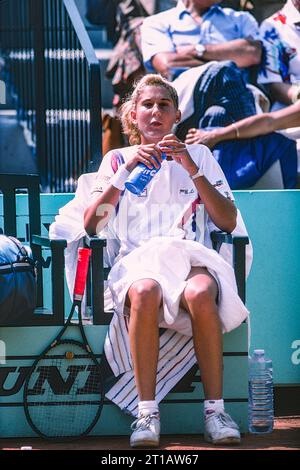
[258,0,300,110]
[141,0,263,139]
[106,1,176,108]
[84,74,251,448]
[184,100,299,189]
[141,0,261,82]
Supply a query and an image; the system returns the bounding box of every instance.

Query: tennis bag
[0,234,37,325]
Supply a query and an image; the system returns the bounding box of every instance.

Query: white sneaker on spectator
[204,411,241,445]
[130,412,160,448]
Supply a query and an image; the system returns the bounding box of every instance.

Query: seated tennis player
[84,74,252,447]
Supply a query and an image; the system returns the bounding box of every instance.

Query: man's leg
[176,61,256,140]
[198,61,257,129]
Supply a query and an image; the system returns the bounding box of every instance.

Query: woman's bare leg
[126,279,162,401]
[180,266,222,399]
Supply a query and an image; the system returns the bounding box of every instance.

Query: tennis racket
[23,247,104,440]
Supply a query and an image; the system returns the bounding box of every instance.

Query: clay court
[1,417,299,451]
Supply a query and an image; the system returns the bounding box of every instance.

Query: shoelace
[212,412,238,430]
[131,413,160,431]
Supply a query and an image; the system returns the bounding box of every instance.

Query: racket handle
[73,248,91,301]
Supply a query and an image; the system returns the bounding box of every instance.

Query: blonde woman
[84,74,250,447]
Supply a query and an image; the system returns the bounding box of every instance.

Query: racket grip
[73,248,91,300]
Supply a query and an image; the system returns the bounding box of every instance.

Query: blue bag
[0,235,37,325]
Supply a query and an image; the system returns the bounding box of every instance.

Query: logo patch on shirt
[93,175,111,192]
[91,184,105,194]
[274,13,286,24]
[102,175,111,184]
[179,188,195,195]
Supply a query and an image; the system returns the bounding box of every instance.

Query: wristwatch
[190,168,204,180]
[194,43,206,59]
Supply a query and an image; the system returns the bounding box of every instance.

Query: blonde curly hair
[119,74,179,145]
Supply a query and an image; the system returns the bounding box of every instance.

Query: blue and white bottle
[125,153,166,195]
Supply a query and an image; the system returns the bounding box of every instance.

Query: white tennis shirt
[91,143,234,261]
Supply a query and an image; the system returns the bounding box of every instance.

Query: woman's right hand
[125,144,164,172]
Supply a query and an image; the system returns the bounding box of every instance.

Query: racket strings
[25,342,103,438]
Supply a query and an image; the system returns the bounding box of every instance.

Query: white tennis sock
[138,400,159,417]
[204,399,224,418]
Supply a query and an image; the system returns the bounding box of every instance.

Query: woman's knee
[184,283,217,310]
[128,279,162,307]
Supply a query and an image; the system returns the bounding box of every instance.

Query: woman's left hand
[158,134,198,176]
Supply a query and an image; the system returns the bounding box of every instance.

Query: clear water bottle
[248,349,274,434]
[125,153,166,195]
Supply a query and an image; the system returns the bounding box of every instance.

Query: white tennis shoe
[204,411,241,445]
[130,412,160,448]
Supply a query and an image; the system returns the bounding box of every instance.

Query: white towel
[108,237,248,335]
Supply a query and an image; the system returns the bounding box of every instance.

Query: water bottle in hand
[125,153,166,195]
[248,349,274,434]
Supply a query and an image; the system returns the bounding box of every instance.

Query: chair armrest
[84,234,112,325]
[210,230,232,248]
[84,234,106,249]
[210,231,249,303]
[32,234,67,249]
[32,235,67,324]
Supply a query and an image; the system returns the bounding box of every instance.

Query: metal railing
[0,0,102,192]
[0,0,35,134]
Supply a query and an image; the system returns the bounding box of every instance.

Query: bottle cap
[254,349,265,355]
